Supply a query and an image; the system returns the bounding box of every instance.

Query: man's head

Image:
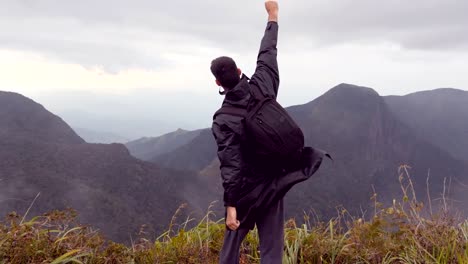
[210,56,242,91]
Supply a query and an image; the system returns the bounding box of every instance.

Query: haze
[1,0,467,139]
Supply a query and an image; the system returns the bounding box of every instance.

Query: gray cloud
[291,0,468,50]
[0,29,166,73]
[1,0,467,71]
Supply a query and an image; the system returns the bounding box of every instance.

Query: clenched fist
[226,206,240,231]
[265,0,279,22]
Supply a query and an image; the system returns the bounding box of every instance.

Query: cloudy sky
[1,0,467,139]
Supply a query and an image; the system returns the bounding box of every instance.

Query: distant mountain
[74,127,130,144]
[55,108,174,140]
[151,129,217,172]
[0,91,216,243]
[126,129,203,161]
[148,84,468,219]
[385,88,468,162]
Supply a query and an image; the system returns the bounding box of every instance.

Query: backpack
[213,83,305,167]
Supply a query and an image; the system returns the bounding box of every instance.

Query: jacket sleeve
[250,21,279,98]
[212,120,244,207]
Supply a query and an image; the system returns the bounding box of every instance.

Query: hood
[223,74,251,108]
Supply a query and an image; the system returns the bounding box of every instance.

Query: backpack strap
[213,106,247,120]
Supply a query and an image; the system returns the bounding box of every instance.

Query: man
[211,1,326,263]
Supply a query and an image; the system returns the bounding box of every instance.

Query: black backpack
[214,83,305,166]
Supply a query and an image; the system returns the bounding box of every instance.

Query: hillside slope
[0,91,215,242]
[385,88,468,162]
[126,129,202,161]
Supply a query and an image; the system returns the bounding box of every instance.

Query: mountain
[148,84,468,219]
[5,84,467,243]
[0,91,216,242]
[126,129,203,161]
[384,88,468,162]
[0,91,84,144]
[285,84,467,216]
[151,129,217,172]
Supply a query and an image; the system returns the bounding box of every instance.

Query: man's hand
[226,206,240,231]
[265,0,279,22]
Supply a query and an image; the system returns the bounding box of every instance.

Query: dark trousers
[219,199,284,264]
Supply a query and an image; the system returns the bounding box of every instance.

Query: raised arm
[250,0,280,98]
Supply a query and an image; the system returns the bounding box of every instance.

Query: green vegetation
[1,167,467,264]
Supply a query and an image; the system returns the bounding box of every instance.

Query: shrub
[1,167,467,263]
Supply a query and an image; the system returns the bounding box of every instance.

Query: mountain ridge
[384,87,468,161]
[126,128,204,161]
[137,83,468,219]
[3,83,468,242]
[0,91,84,144]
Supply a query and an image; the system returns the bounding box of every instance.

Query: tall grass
[1,167,467,263]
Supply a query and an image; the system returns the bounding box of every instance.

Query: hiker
[211,1,327,263]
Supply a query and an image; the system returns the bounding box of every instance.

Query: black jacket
[212,22,326,229]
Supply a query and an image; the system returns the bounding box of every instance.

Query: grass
[1,166,467,263]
